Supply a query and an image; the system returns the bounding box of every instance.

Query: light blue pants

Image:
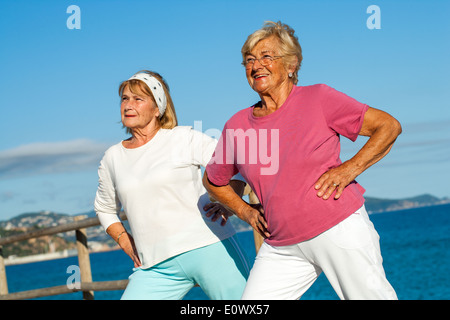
[121,235,250,300]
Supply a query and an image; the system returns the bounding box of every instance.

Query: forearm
[203,171,270,237]
[106,222,127,243]
[106,222,141,267]
[203,172,249,219]
[315,107,401,200]
[348,109,402,176]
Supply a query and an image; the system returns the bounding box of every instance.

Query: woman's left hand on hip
[314,162,358,200]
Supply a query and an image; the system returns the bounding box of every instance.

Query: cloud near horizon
[1,118,449,179]
[0,139,110,179]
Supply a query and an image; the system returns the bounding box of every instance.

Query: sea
[4,203,449,300]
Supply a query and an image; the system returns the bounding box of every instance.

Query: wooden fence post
[74,215,94,300]
[0,246,8,295]
[248,190,264,254]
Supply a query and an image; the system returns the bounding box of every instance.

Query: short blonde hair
[241,21,303,84]
[118,70,178,133]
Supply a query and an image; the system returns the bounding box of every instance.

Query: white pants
[242,205,397,300]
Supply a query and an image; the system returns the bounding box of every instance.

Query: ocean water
[4,203,449,300]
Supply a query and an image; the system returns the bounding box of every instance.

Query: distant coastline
[3,247,121,266]
[4,249,78,266]
[364,194,450,214]
[1,193,448,265]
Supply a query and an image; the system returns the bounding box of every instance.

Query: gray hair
[241,21,303,84]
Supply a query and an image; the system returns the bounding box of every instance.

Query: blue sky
[0,0,449,220]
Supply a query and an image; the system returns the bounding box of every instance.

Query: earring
[288,72,293,78]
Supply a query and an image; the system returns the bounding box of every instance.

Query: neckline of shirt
[120,128,166,152]
[248,85,299,122]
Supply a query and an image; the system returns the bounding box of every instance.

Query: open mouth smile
[253,74,269,80]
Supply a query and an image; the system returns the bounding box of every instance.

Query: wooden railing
[0,212,129,300]
[0,189,262,300]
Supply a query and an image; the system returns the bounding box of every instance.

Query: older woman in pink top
[203,21,401,300]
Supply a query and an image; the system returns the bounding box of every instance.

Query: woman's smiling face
[245,36,291,96]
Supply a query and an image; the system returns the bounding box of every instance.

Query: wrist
[236,202,251,220]
[116,230,128,244]
[343,158,364,179]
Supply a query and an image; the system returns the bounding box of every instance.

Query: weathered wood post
[74,215,94,300]
[0,246,8,295]
[248,190,264,253]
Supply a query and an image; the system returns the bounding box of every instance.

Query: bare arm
[203,172,270,238]
[203,179,247,225]
[315,107,402,200]
[106,222,141,268]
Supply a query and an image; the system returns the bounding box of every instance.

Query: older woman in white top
[94,70,249,300]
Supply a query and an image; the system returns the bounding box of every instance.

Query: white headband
[128,73,167,117]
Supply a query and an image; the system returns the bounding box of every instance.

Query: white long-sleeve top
[94,126,237,269]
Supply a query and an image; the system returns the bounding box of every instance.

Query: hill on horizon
[0,193,448,259]
[364,194,448,213]
[1,193,448,226]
